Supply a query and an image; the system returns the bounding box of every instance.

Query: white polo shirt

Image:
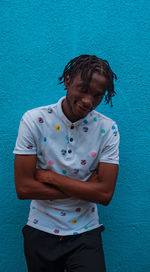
[13,96,120,236]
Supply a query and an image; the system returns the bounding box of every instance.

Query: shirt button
[70,138,73,142]
[70,125,74,129]
[68,150,72,154]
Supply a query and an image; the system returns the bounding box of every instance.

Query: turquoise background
[1,1,150,271]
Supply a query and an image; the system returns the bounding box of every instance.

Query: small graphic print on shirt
[81,160,86,165]
[60,211,66,216]
[55,125,61,131]
[73,169,79,174]
[91,152,96,157]
[101,129,106,134]
[83,126,88,132]
[93,117,97,122]
[61,149,66,155]
[83,120,88,124]
[27,145,33,149]
[33,219,38,224]
[62,169,67,175]
[38,117,44,123]
[72,220,77,224]
[54,229,60,234]
[113,131,118,136]
[48,160,54,166]
[84,226,88,230]
[48,108,53,113]
[44,137,47,142]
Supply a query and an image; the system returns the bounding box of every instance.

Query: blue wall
[1,1,150,271]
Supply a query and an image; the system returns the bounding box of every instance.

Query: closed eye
[94,94,104,98]
[80,88,88,93]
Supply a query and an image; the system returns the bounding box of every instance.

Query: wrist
[50,171,55,185]
[35,169,54,184]
[49,171,60,186]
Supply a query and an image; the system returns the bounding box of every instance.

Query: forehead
[72,72,108,88]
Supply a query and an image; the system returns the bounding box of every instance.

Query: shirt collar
[57,96,91,127]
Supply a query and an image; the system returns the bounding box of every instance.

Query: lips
[76,103,91,113]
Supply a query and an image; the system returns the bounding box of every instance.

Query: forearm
[36,170,109,204]
[16,177,69,200]
[53,173,109,204]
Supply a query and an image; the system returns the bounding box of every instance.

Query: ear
[64,75,70,90]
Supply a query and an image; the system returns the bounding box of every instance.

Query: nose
[81,95,93,109]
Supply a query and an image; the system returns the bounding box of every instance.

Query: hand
[35,169,70,199]
[35,168,53,184]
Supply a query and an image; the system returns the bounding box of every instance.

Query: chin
[75,112,87,120]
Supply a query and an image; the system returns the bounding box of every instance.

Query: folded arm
[14,154,118,205]
[36,162,119,205]
[14,154,69,200]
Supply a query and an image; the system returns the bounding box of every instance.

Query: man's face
[62,72,108,122]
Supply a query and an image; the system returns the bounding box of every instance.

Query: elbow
[15,177,32,199]
[17,192,26,200]
[16,190,26,200]
[101,199,110,206]
[98,192,113,206]
[15,185,28,200]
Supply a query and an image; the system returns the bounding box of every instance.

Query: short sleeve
[99,122,120,164]
[13,112,37,155]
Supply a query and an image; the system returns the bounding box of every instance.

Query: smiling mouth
[76,103,91,113]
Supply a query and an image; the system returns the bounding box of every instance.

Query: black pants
[22,225,106,272]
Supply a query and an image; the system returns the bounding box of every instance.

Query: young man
[14,55,120,272]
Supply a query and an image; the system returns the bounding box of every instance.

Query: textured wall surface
[1,1,150,271]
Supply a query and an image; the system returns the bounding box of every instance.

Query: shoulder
[22,102,58,123]
[91,110,118,130]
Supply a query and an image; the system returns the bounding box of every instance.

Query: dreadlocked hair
[59,55,117,106]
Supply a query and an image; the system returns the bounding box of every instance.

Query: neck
[62,99,78,123]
